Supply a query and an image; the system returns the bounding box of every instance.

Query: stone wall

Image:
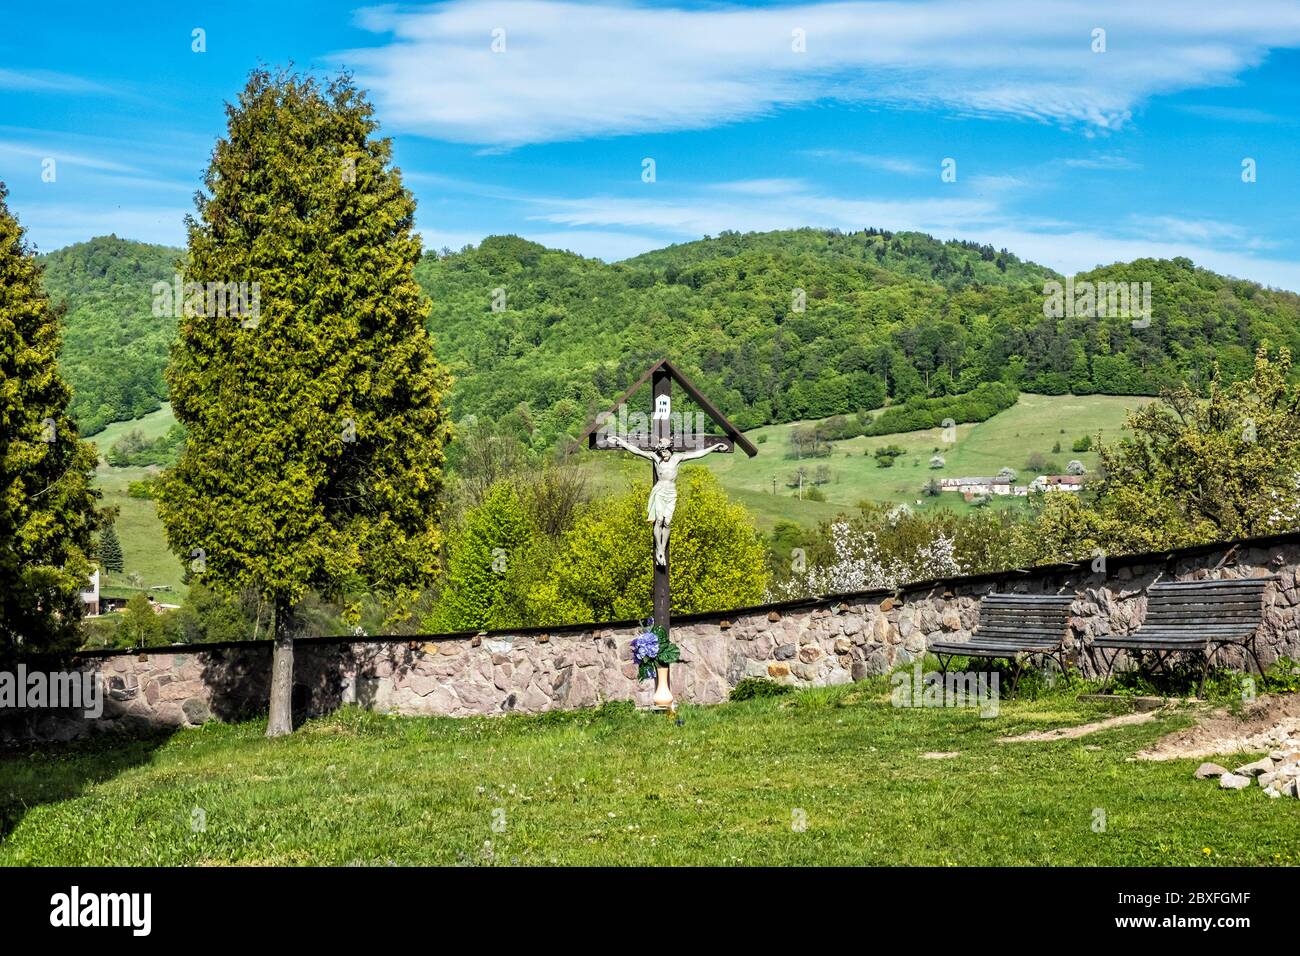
[6,533,1300,743]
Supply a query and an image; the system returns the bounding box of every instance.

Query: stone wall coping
[48,528,1300,663]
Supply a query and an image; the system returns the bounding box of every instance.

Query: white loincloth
[646,480,678,524]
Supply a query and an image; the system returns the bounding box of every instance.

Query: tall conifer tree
[158,71,452,735]
[98,520,125,573]
[0,182,101,661]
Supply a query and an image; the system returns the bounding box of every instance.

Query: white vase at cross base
[653,664,674,708]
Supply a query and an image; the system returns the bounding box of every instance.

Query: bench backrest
[975,593,1074,647]
[1143,578,1271,631]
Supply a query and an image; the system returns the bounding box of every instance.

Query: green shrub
[127,478,157,499]
[79,615,121,649]
[730,676,793,701]
[1262,656,1300,695]
[872,443,905,468]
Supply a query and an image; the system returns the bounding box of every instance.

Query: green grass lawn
[2,681,1292,866]
[587,393,1152,531]
[86,404,187,598]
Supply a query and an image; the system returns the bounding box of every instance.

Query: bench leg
[1151,650,1171,676]
[1244,637,1266,679]
[1095,648,1120,694]
[1011,656,1025,697]
[1084,642,1101,682]
[1038,650,1069,688]
[1198,645,1217,699]
[936,654,952,678]
[1031,651,1056,687]
[1054,649,1071,684]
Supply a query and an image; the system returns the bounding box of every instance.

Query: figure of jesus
[603,435,729,566]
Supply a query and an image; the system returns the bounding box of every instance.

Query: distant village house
[938,474,1084,499]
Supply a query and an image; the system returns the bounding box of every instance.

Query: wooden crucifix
[572,359,758,639]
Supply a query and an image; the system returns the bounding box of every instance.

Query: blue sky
[2,0,1299,288]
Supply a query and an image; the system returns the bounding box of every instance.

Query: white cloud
[0,69,113,95]
[803,150,925,175]
[1138,216,1257,246]
[716,178,813,195]
[1062,154,1140,170]
[529,185,1002,240]
[975,226,1300,291]
[1175,104,1286,125]
[966,174,1029,194]
[343,0,1300,146]
[0,140,142,175]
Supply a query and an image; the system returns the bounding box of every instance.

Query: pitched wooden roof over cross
[570,358,759,457]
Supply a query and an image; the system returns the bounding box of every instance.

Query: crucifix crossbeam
[591,434,737,453]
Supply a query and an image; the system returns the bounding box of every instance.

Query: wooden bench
[1090,577,1273,694]
[928,593,1075,691]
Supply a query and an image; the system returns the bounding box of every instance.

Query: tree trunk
[265,598,294,738]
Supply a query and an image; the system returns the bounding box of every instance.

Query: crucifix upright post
[651,365,672,636]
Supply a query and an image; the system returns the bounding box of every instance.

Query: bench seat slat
[1103,639,1251,649]
[981,608,1073,617]
[929,642,1055,656]
[929,647,1040,659]
[1148,599,1265,609]
[1145,612,1263,623]
[980,605,1072,613]
[974,622,1068,631]
[1149,580,1268,587]
[976,617,1067,626]
[1149,599,1265,608]
[967,639,1066,647]
[979,613,1071,622]
[975,619,1070,630]
[1095,635,1210,646]
[1133,625,1257,635]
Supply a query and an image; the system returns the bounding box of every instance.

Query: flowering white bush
[768,519,963,601]
[1264,474,1300,529]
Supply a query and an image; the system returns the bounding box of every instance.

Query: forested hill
[417,228,1300,451]
[40,236,181,435]
[623,228,1055,288]
[43,228,1300,447]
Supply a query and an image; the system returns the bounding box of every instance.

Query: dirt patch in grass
[1136,693,1300,761]
[998,711,1158,743]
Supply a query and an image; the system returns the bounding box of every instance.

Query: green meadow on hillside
[88,404,187,598]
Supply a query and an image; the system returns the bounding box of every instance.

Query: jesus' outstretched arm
[603,434,658,461]
[675,441,729,462]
